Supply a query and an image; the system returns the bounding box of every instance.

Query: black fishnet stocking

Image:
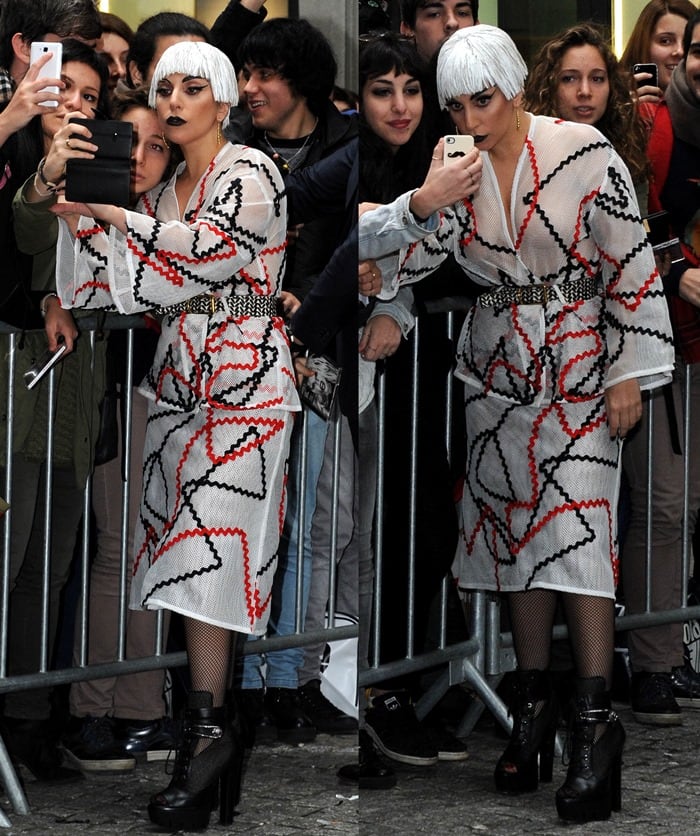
[184,618,244,755]
[184,617,232,707]
[561,593,614,688]
[508,589,558,671]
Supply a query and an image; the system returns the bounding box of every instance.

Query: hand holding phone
[633,62,659,90]
[23,340,67,390]
[29,41,63,107]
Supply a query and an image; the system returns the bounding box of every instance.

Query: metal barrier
[0,316,355,823]
[2,307,700,823]
[362,310,700,740]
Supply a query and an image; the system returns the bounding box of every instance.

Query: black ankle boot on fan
[555,676,625,822]
[148,691,244,831]
[494,668,559,794]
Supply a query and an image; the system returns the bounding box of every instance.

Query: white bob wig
[437,24,528,109]
[149,41,239,128]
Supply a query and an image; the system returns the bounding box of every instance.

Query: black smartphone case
[65,118,133,206]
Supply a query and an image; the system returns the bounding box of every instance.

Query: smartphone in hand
[23,341,67,390]
[443,134,475,164]
[29,41,62,107]
[633,62,659,89]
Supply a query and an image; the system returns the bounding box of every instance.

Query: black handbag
[65,118,133,207]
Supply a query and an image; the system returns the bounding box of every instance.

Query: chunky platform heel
[218,725,245,825]
[494,669,559,794]
[555,676,625,822]
[148,691,243,831]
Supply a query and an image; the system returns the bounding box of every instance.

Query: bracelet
[33,172,53,198]
[37,157,63,192]
[39,292,58,318]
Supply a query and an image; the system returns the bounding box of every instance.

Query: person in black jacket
[234,16,359,745]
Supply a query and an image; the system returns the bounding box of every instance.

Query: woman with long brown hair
[525,22,649,206]
[620,0,697,102]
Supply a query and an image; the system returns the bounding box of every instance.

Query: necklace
[262,120,318,173]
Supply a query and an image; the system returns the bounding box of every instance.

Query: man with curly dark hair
[235,16,358,746]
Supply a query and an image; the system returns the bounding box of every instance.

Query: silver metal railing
[0,316,353,822]
[2,307,700,822]
[362,311,700,740]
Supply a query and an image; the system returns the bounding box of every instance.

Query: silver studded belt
[478,276,600,308]
[155,294,280,318]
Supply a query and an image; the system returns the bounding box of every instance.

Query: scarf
[665,59,700,148]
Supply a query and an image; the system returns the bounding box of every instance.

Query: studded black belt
[155,294,280,318]
[478,276,600,308]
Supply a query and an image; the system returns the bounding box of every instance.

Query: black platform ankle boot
[494,669,558,794]
[148,691,241,831]
[555,676,625,822]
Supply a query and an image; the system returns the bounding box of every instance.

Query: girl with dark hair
[0,38,110,784]
[358,30,471,773]
[9,38,110,183]
[359,32,431,204]
[60,83,181,773]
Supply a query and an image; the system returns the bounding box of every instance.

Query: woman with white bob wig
[361,24,674,822]
[53,40,298,831]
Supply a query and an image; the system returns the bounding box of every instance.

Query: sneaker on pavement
[425,724,469,761]
[670,663,700,708]
[364,691,439,766]
[113,717,178,762]
[630,672,682,726]
[298,680,357,735]
[61,716,136,772]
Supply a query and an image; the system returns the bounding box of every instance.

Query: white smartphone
[30,41,63,107]
[23,342,67,390]
[443,134,475,164]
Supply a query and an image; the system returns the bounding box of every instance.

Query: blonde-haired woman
[363,24,674,823]
[53,41,298,831]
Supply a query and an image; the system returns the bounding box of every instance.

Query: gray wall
[297,0,357,91]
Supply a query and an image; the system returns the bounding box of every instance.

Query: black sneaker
[61,716,136,772]
[425,725,469,761]
[630,672,682,726]
[113,717,178,762]
[298,680,358,735]
[264,687,317,744]
[670,664,700,708]
[237,688,277,747]
[364,691,438,766]
[337,729,397,790]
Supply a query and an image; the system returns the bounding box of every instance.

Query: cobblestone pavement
[2,702,699,835]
